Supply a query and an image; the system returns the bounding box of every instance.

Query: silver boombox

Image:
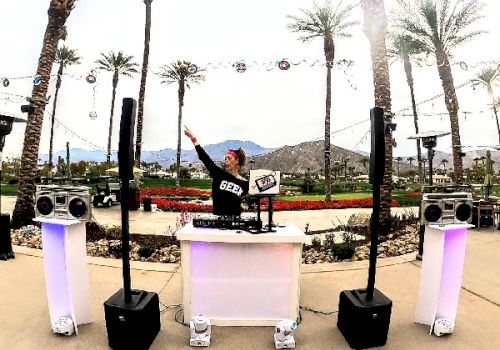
[420,192,473,225]
[35,185,92,221]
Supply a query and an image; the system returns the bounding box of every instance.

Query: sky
[1,0,499,164]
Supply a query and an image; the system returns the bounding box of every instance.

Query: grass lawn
[277,192,371,201]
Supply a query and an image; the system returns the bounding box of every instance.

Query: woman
[184,126,249,216]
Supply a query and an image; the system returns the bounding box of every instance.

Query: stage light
[433,318,455,336]
[274,319,297,349]
[51,316,75,336]
[189,314,211,347]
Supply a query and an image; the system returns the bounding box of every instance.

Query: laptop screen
[248,169,281,195]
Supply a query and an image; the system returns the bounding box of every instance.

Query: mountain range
[40,140,275,167]
[40,140,499,174]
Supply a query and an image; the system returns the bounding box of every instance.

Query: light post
[408,130,450,261]
[0,112,27,260]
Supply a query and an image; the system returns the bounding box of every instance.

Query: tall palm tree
[407,156,415,166]
[395,156,402,178]
[394,0,485,184]
[11,0,76,229]
[360,0,394,231]
[135,0,153,166]
[440,158,448,170]
[156,61,205,187]
[471,65,500,144]
[388,34,425,183]
[287,0,359,201]
[48,45,81,169]
[96,51,139,164]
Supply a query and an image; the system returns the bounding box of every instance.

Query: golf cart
[92,176,121,207]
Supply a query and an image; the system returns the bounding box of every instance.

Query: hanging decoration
[2,78,9,87]
[86,70,97,84]
[89,85,98,120]
[33,75,42,86]
[187,64,198,75]
[233,61,247,73]
[277,58,290,71]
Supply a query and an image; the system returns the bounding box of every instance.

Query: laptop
[248,169,281,195]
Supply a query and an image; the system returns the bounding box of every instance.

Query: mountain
[246,140,371,174]
[39,140,499,175]
[39,141,275,168]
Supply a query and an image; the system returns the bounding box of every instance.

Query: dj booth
[177,220,306,326]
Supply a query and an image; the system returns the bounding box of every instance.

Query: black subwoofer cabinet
[104,289,161,350]
[337,288,392,349]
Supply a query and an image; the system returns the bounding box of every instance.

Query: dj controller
[193,215,263,231]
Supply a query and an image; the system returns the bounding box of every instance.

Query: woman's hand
[184,125,198,145]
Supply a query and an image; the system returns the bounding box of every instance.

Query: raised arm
[184,125,220,176]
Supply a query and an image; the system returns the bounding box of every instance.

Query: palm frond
[95,50,139,75]
[155,60,206,87]
[287,0,358,43]
[393,0,485,55]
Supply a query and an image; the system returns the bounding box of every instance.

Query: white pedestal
[37,218,92,334]
[415,224,472,333]
[177,223,306,326]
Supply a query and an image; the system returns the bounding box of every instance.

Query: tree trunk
[135,0,153,166]
[176,79,185,188]
[107,71,119,164]
[492,99,500,145]
[361,0,393,234]
[435,51,463,184]
[323,34,334,202]
[403,56,423,183]
[49,63,64,169]
[11,0,75,229]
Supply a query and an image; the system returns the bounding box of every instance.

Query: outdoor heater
[408,130,450,260]
[0,112,26,261]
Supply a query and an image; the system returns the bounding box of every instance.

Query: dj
[184,126,249,216]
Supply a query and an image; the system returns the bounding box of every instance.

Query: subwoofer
[420,192,472,225]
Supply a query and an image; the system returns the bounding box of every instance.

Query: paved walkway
[1,196,499,349]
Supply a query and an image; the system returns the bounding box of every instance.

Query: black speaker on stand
[103,98,160,350]
[337,107,393,349]
[0,112,26,261]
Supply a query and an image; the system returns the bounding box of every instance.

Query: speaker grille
[36,196,53,216]
[424,204,442,223]
[68,198,88,218]
[455,203,472,222]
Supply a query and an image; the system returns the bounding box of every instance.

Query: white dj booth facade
[177,223,306,326]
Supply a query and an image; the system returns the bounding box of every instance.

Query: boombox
[35,185,92,221]
[420,192,472,225]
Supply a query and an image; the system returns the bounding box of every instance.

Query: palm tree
[471,65,500,144]
[96,51,139,164]
[394,0,485,184]
[48,45,81,169]
[11,0,76,229]
[360,0,394,231]
[288,0,359,201]
[156,60,205,187]
[407,156,415,166]
[387,34,424,183]
[135,0,153,166]
[440,158,448,170]
[359,156,370,172]
[395,156,402,178]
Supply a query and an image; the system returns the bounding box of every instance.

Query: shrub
[311,236,322,251]
[138,244,157,259]
[19,225,41,238]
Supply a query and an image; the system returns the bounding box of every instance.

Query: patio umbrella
[484,150,494,200]
[105,166,145,176]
